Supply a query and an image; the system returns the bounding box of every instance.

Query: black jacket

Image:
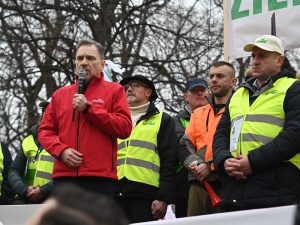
[172,104,191,203]
[172,104,191,141]
[115,102,178,203]
[8,125,53,204]
[213,69,300,210]
[0,142,14,205]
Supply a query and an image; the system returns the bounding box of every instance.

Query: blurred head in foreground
[26,184,129,225]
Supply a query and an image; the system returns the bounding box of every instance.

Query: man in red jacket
[38,39,132,198]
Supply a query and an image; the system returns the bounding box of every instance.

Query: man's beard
[212,86,231,98]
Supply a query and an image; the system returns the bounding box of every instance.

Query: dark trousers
[115,196,155,223]
[174,201,188,218]
[188,181,223,216]
[53,176,115,198]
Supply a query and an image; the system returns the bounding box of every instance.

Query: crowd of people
[0,35,300,225]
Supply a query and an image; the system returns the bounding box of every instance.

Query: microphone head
[78,68,86,80]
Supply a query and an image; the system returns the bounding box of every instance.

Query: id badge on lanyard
[230,116,243,152]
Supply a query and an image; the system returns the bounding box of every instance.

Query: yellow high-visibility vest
[117,111,162,187]
[229,77,300,169]
[22,135,54,186]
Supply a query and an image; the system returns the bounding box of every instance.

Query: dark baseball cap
[185,78,208,91]
[120,75,158,102]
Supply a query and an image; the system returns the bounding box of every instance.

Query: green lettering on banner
[253,0,262,14]
[294,0,300,6]
[231,0,249,20]
[269,0,288,11]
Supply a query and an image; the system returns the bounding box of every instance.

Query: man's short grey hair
[76,40,105,59]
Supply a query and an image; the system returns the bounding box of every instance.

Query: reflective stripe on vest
[22,135,54,186]
[229,77,300,169]
[0,144,3,195]
[117,111,163,187]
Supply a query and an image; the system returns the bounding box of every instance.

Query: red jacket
[38,74,132,179]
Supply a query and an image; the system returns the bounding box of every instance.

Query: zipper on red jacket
[75,89,85,176]
[72,109,76,122]
[75,83,86,175]
[76,110,81,177]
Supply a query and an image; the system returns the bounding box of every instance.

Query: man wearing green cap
[213,35,300,211]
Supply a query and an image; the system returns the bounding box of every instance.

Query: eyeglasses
[124,82,149,91]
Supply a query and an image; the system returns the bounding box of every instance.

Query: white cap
[244,35,284,55]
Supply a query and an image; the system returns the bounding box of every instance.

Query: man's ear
[184,92,188,101]
[231,77,238,88]
[146,88,152,99]
[101,60,106,68]
[277,55,285,67]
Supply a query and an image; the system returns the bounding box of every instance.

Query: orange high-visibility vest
[185,104,224,170]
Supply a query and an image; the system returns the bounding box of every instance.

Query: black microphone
[77,68,86,94]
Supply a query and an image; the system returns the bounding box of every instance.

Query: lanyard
[33,145,44,163]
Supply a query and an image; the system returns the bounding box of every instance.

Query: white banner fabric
[226,0,300,60]
[0,204,296,225]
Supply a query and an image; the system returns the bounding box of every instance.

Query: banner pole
[271,12,276,36]
[223,0,229,62]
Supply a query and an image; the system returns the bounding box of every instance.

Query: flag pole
[223,0,229,62]
[271,12,276,36]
